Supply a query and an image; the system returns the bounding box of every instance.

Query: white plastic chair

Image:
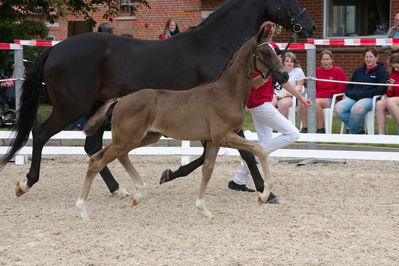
[323,93,345,134]
[338,94,383,135]
[288,95,297,126]
[287,86,305,127]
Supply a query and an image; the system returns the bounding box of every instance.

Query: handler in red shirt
[376,53,399,134]
[300,50,347,133]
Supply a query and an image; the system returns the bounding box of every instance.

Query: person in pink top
[300,50,347,133]
[376,53,399,134]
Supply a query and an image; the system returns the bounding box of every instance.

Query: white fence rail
[1,131,399,164]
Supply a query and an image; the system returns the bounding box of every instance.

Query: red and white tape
[307,38,399,46]
[276,43,315,50]
[14,40,60,46]
[10,38,399,50]
[0,43,23,50]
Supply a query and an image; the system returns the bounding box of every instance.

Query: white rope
[0,78,23,82]
[0,77,395,88]
[0,78,45,86]
[304,76,399,87]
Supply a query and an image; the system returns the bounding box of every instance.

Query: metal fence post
[306,46,316,135]
[14,48,24,117]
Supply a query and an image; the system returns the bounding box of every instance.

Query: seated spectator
[73,117,86,131]
[0,73,16,112]
[299,50,347,133]
[376,53,399,134]
[382,12,399,54]
[159,18,180,40]
[334,47,388,134]
[272,52,305,119]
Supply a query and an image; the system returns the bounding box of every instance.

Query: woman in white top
[272,52,305,118]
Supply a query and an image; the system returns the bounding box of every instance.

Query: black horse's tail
[84,98,120,136]
[0,47,52,169]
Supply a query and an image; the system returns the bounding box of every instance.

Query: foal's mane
[217,37,252,77]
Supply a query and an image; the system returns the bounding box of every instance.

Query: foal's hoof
[258,190,271,205]
[15,181,29,197]
[111,188,130,199]
[159,169,172,184]
[131,198,138,206]
[195,198,214,218]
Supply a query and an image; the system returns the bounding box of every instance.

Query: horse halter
[275,0,307,53]
[251,40,280,79]
[276,0,306,33]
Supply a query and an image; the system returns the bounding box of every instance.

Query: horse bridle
[276,0,307,52]
[251,40,280,79]
[276,0,306,33]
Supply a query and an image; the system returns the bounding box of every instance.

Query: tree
[0,0,150,27]
[0,21,49,75]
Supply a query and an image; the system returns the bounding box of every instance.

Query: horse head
[251,28,289,85]
[265,0,316,38]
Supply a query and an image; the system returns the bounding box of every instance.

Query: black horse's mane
[217,37,252,77]
[190,0,244,30]
[183,0,256,80]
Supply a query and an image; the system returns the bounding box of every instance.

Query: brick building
[40,0,399,78]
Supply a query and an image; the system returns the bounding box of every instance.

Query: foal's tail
[0,47,53,168]
[84,98,120,136]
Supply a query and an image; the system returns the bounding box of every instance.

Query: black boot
[228,180,256,192]
[300,127,308,133]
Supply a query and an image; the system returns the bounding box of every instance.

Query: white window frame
[120,0,133,13]
[323,0,390,39]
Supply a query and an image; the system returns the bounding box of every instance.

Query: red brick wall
[128,0,202,39]
[201,0,224,10]
[46,0,206,40]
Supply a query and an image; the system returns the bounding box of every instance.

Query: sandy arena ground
[0,154,398,265]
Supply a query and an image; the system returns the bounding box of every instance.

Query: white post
[181,140,191,165]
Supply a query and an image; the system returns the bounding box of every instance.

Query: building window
[120,0,133,13]
[325,0,390,37]
[68,21,93,37]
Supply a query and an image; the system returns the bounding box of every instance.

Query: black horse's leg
[84,124,121,195]
[159,140,207,184]
[24,122,48,188]
[160,131,264,192]
[236,130,264,192]
[17,114,71,196]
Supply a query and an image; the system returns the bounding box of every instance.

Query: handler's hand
[300,96,312,107]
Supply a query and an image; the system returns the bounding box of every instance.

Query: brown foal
[76,27,289,219]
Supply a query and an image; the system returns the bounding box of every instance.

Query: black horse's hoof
[160,169,173,184]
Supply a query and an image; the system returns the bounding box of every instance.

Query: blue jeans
[334,97,373,133]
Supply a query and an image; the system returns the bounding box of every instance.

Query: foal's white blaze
[195,198,214,218]
[76,198,90,220]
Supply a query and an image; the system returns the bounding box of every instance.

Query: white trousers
[233,102,300,185]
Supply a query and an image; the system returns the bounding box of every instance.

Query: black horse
[1,0,315,198]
